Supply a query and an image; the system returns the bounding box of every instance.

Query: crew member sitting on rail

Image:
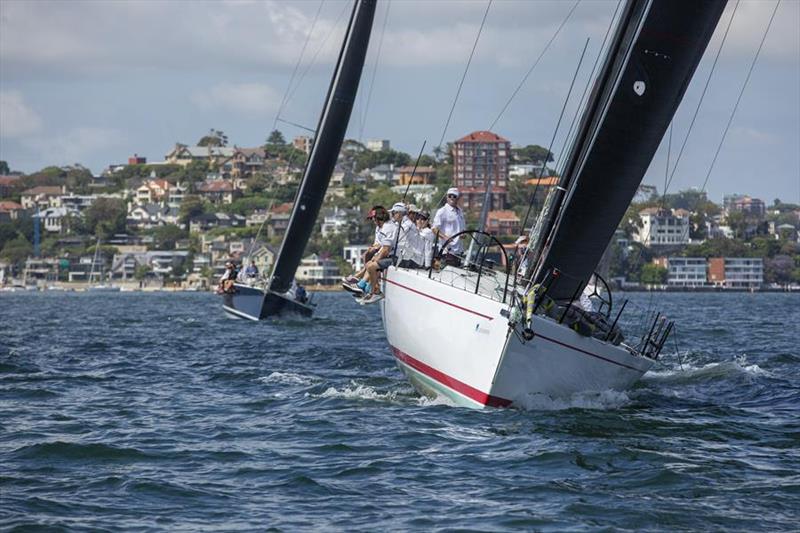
[432,187,466,266]
[218,262,238,294]
[342,205,386,291]
[360,203,407,304]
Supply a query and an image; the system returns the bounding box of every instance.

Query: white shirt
[398,218,418,261]
[376,221,397,252]
[433,203,466,253]
[415,227,435,267]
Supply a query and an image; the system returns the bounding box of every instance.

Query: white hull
[381,267,654,409]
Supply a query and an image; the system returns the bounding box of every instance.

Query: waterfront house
[708,257,763,289]
[634,207,690,247]
[656,257,708,288]
[294,253,340,286]
[343,244,370,272]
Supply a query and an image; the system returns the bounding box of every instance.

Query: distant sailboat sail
[532,0,727,300]
[269,0,377,295]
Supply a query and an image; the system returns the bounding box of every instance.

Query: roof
[396,166,436,174]
[0,175,21,186]
[454,130,509,144]
[234,147,266,157]
[0,201,23,211]
[22,186,62,196]
[271,202,294,215]
[487,210,520,221]
[198,180,235,192]
[141,179,170,190]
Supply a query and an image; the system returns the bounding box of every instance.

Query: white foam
[513,389,632,411]
[258,372,316,386]
[645,354,770,381]
[317,383,398,402]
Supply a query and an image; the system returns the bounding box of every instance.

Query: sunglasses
[447,194,458,199]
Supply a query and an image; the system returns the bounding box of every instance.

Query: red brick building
[452,131,510,211]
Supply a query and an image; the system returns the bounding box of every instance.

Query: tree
[0,160,9,174]
[151,224,187,250]
[65,165,93,194]
[0,223,18,251]
[764,255,794,284]
[0,236,33,267]
[512,145,554,164]
[640,263,667,284]
[83,198,127,239]
[179,195,209,223]
[134,264,152,281]
[266,130,286,146]
[198,128,228,147]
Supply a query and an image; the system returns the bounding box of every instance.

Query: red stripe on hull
[391,346,512,408]
[384,278,495,321]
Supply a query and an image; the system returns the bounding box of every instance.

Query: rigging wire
[284,0,352,118]
[521,38,590,233]
[272,0,325,132]
[701,0,781,193]
[663,0,740,195]
[435,0,493,153]
[488,0,581,132]
[358,0,391,142]
[553,0,622,176]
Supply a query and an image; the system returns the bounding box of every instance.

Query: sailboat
[221,0,376,320]
[380,0,727,407]
[87,238,120,292]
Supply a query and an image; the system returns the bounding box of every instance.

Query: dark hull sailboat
[222,0,376,321]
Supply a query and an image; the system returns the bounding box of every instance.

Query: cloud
[22,127,125,168]
[730,126,780,145]
[191,83,281,116]
[0,91,43,138]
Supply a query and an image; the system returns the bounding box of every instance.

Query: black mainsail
[268,0,376,295]
[532,0,726,300]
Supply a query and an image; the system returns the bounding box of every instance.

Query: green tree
[764,255,794,284]
[266,130,286,146]
[0,236,33,267]
[198,128,228,147]
[134,264,152,281]
[512,145,554,164]
[83,198,127,239]
[0,160,10,174]
[65,165,93,193]
[640,263,667,284]
[151,224,187,250]
[179,195,209,223]
[0,223,17,250]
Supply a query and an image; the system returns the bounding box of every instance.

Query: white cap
[408,204,419,213]
[446,187,460,197]
[390,202,407,214]
[515,235,529,245]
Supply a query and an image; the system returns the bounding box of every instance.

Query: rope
[488,0,580,132]
[701,0,781,193]
[435,0,493,153]
[663,0,740,194]
[273,0,324,131]
[358,0,391,142]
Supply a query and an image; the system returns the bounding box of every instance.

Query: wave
[512,389,632,411]
[12,441,154,462]
[316,383,399,403]
[645,354,770,383]
[258,371,316,386]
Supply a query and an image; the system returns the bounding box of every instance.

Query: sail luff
[268,0,377,294]
[533,0,727,300]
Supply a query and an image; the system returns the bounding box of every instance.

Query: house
[60,194,97,212]
[294,253,340,285]
[22,257,60,283]
[657,257,707,287]
[267,203,293,238]
[0,201,24,221]
[723,194,765,218]
[246,208,270,227]
[330,167,356,187]
[366,139,390,152]
[127,203,180,229]
[321,206,359,238]
[364,163,394,183]
[20,186,64,210]
[395,166,436,186]
[164,144,236,167]
[390,184,437,205]
[633,207,690,247]
[0,175,21,197]
[188,212,246,233]
[230,147,267,180]
[135,179,171,204]
[293,135,313,155]
[343,244,370,272]
[486,210,521,236]
[509,163,544,178]
[110,251,190,280]
[708,257,763,288]
[33,206,79,233]
[247,243,276,275]
[196,179,238,204]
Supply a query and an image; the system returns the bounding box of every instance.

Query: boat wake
[258,371,317,386]
[316,383,400,403]
[512,389,633,412]
[644,354,770,383]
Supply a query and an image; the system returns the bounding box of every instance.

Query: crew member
[432,187,466,266]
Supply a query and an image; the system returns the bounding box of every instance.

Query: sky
[0,0,798,204]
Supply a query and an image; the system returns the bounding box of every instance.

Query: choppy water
[1,291,798,531]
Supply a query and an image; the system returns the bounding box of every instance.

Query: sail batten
[533,0,727,300]
[268,0,376,295]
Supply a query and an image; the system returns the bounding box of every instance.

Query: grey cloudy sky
[1,0,798,203]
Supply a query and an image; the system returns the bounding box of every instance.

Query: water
[1,291,798,531]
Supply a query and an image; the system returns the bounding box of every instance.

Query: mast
[268,0,377,294]
[532,0,726,300]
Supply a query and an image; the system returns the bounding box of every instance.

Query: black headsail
[268,0,376,295]
[532,0,726,300]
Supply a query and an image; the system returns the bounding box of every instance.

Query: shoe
[342,275,359,284]
[359,292,384,305]
[342,280,363,295]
